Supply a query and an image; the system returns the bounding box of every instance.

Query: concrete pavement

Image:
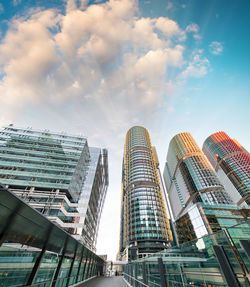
[77,276,129,287]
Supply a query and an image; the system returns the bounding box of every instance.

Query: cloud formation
[209,41,223,55]
[0,0,208,131]
[179,50,209,78]
[186,23,201,39]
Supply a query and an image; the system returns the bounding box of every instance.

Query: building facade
[0,125,108,251]
[119,126,172,260]
[163,132,233,221]
[203,131,250,206]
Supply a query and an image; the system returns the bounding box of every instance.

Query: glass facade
[120,126,172,260]
[203,131,250,206]
[163,132,233,220]
[0,125,108,251]
[175,203,250,244]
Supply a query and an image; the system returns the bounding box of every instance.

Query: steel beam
[158,257,167,287]
[213,245,240,287]
[240,240,250,259]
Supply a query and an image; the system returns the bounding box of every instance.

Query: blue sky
[0,0,249,259]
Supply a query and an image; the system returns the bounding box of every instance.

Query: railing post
[51,236,69,287]
[142,262,147,285]
[26,225,53,286]
[213,245,241,287]
[66,242,78,286]
[89,257,95,278]
[85,253,93,280]
[130,264,133,286]
[81,251,89,281]
[134,263,138,287]
[75,247,84,282]
[158,257,167,287]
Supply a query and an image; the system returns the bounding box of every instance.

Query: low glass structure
[0,185,104,287]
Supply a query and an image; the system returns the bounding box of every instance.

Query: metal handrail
[26,275,97,287]
[123,272,151,287]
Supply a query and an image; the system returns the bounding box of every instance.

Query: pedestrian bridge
[79,276,128,287]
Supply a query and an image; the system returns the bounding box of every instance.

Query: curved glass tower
[163,132,233,220]
[119,126,172,260]
[203,131,250,206]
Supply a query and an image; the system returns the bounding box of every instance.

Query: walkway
[78,276,128,287]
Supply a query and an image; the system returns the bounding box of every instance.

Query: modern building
[203,131,250,206]
[0,125,108,251]
[175,202,250,244]
[119,126,172,260]
[163,132,250,245]
[163,132,233,221]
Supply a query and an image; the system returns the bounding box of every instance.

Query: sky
[0,0,249,260]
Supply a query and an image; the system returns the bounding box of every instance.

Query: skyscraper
[203,131,250,206]
[163,132,233,221]
[119,126,172,260]
[0,125,108,251]
[163,132,250,244]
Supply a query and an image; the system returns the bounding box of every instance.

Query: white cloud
[155,17,186,40]
[0,0,210,130]
[186,23,199,33]
[209,41,223,55]
[179,50,209,78]
[186,23,201,39]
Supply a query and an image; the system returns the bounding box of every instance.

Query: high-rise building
[119,126,172,260]
[203,131,250,206]
[0,125,108,251]
[163,132,233,221]
[163,132,250,245]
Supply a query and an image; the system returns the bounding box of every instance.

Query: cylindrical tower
[164,132,233,219]
[120,126,172,260]
[203,131,250,205]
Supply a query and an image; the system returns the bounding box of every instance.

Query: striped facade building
[119,126,172,260]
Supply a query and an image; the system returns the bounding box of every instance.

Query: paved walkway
[78,276,128,287]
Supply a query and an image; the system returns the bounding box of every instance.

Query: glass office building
[119,126,172,260]
[163,132,233,221]
[175,202,250,244]
[203,131,250,206]
[0,125,108,251]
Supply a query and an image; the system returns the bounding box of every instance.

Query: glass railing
[124,221,250,287]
